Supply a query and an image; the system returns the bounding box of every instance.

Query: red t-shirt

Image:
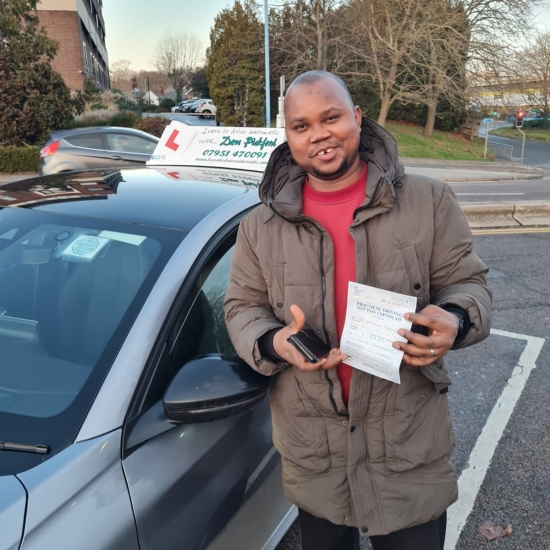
[303,163,367,405]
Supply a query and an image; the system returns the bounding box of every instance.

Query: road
[276,229,550,550]
[487,135,550,169]
[449,179,550,203]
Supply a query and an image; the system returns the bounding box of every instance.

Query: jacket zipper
[318,230,347,418]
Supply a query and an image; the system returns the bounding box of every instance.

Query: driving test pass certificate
[340,282,417,384]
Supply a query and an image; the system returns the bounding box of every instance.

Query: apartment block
[36,0,109,91]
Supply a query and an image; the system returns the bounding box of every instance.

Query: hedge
[0,146,40,173]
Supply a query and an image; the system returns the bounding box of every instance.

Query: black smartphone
[287,329,331,363]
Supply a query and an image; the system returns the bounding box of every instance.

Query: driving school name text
[219,136,278,150]
[357,302,404,322]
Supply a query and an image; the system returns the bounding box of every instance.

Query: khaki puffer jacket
[224,118,492,536]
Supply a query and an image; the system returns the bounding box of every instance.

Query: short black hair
[287,70,354,109]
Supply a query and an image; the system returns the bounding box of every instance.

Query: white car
[196,99,217,118]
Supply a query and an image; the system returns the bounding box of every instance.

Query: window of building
[83,43,88,73]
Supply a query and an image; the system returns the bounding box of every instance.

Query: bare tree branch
[151,30,203,101]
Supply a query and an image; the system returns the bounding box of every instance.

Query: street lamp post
[264,0,271,128]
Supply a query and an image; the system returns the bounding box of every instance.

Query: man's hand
[392,304,459,367]
[273,304,347,372]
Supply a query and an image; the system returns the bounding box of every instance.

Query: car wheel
[202,109,213,119]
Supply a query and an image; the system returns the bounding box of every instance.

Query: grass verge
[489,127,550,144]
[386,122,492,161]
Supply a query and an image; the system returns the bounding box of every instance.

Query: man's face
[284,79,362,181]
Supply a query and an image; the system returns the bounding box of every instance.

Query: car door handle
[109,155,123,160]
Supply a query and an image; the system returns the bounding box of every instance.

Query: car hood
[0,475,26,550]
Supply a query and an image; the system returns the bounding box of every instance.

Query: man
[224,71,492,550]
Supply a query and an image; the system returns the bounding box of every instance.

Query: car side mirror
[163,356,271,424]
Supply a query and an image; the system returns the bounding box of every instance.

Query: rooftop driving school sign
[146,122,286,172]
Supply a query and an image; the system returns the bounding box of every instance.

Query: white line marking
[445,329,546,549]
[455,193,525,196]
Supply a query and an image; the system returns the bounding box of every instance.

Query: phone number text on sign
[202,150,269,159]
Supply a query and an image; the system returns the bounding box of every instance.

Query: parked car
[182,100,204,113]
[38,127,159,176]
[0,165,295,550]
[175,100,197,113]
[195,100,217,119]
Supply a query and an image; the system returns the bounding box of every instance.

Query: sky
[103,0,235,71]
[103,0,550,72]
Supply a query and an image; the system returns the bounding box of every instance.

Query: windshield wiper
[0,441,49,454]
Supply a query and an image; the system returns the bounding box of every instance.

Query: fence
[490,142,514,160]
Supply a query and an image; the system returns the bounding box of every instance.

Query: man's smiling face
[284,77,362,182]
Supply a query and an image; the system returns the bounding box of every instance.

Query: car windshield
[0,207,186,475]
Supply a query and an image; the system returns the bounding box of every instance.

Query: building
[35,0,109,91]
[468,73,546,113]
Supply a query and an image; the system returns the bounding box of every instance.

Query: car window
[65,132,105,150]
[133,233,240,415]
[0,205,187,434]
[105,133,157,155]
[169,240,237,369]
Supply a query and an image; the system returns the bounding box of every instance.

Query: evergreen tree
[206,0,265,127]
[0,0,75,145]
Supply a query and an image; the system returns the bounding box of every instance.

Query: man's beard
[310,155,353,181]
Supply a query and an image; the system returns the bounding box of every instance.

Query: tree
[516,31,550,129]
[462,0,544,106]
[109,59,133,91]
[189,67,210,98]
[417,1,470,136]
[0,0,75,145]
[270,0,347,79]
[152,30,202,102]
[343,0,421,125]
[206,1,265,126]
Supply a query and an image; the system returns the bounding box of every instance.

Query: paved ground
[142,113,218,126]
[277,229,550,550]
[405,166,541,183]
[449,179,550,203]
[0,173,36,185]
[486,134,550,169]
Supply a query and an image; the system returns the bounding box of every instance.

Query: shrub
[135,116,171,138]
[139,103,158,113]
[114,96,140,113]
[107,111,141,128]
[0,146,40,173]
[160,97,176,110]
[66,115,110,129]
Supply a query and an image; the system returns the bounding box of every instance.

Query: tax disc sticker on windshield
[61,235,110,261]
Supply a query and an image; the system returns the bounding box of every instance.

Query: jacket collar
[259,117,405,225]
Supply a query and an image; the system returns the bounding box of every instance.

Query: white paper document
[340,282,417,384]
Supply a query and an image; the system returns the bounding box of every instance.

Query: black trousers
[299,509,447,550]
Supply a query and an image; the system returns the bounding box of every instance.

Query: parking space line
[445,329,546,549]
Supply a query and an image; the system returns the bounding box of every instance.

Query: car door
[62,132,114,170]
[104,132,157,167]
[121,228,288,550]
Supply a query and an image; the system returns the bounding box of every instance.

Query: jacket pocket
[384,364,454,473]
[399,243,429,304]
[267,263,285,321]
[270,375,331,474]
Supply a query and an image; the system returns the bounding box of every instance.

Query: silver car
[0,166,295,550]
[38,127,159,176]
